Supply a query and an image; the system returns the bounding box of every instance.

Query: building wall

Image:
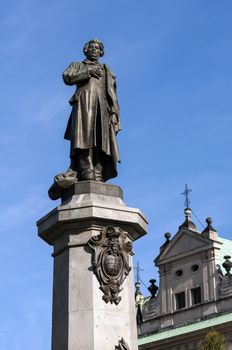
[158,244,221,322]
[138,222,232,350]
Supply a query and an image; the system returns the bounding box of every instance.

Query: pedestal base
[37,181,147,350]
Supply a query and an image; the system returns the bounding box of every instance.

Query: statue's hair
[83,39,104,57]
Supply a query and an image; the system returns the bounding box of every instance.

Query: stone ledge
[37,205,147,244]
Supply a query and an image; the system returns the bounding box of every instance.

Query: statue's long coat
[63,59,120,180]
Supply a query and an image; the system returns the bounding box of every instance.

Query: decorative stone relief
[142,298,160,321]
[115,337,130,350]
[88,226,133,305]
[141,278,160,321]
[217,256,232,298]
[218,275,232,297]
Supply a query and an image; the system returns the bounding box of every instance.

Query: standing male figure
[63,39,120,182]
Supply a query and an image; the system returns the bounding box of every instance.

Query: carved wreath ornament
[88,226,133,305]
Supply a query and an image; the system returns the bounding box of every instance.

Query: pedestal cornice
[37,181,148,245]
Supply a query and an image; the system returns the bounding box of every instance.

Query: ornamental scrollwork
[115,337,130,350]
[88,226,133,305]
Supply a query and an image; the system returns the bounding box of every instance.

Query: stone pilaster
[158,265,167,315]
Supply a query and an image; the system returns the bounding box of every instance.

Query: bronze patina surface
[48,39,121,199]
[63,39,120,182]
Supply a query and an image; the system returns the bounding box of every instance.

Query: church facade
[137,208,232,350]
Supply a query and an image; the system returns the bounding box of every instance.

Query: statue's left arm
[106,66,121,133]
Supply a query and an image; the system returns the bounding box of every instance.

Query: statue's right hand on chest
[88,66,102,79]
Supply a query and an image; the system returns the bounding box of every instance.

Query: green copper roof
[138,312,232,345]
[219,237,232,266]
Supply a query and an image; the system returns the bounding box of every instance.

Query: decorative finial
[135,281,141,294]
[159,232,171,254]
[185,207,192,220]
[135,280,143,302]
[179,207,196,230]
[164,232,171,241]
[205,217,216,232]
[201,217,218,240]
[148,279,158,298]
[179,208,196,231]
[222,256,232,277]
[181,184,192,208]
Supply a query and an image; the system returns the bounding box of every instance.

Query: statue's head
[83,39,104,61]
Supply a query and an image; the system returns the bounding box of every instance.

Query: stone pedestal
[37,181,147,350]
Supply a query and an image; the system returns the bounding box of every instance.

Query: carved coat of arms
[88,226,133,305]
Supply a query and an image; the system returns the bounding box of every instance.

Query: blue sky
[1,0,232,348]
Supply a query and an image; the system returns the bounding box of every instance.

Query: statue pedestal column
[37,181,147,350]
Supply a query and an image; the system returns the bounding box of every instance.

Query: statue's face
[85,43,101,61]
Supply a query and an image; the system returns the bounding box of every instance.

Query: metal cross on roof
[181,184,192,208]
[134,261,144,284]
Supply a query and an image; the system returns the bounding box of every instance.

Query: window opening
[175,291,186,310]
[175,269,183,277]
[191,286,201,305]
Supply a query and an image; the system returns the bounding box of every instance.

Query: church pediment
[158,229,212,261]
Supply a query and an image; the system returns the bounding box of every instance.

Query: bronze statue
[63,39,120,182]
[48,39,120,200]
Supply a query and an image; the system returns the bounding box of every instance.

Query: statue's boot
[94,170,103,182]
[81,169,95,181]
